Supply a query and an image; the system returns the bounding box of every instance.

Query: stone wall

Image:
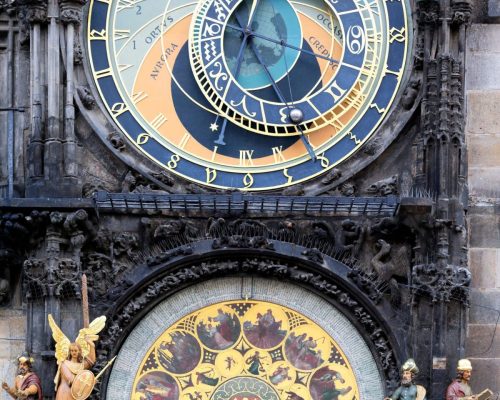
[466,23,500,394]
[0,309,26,400]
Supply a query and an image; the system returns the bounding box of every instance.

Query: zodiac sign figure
[48,314,106,400]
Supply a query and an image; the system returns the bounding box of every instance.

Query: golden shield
[70,370,96,400]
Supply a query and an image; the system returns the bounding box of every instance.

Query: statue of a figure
[48,314,106,400]
[385,359,426,400]
[446,359,492,400]
[1,354,43,400]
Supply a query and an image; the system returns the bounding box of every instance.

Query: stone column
[60,0,85,181]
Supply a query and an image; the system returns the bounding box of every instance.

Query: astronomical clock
[86,0,410,191]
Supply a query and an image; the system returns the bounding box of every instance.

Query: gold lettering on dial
[239,150,255,166]
[150,114,167,130]
[389,27,406,43]
[178,132,191,149]
[111,102,128,117]
[243,173,254,188]
[136,133,150,145]
[90,29,107,40]
[211,146,219,161]
[167,154,180,170]
[272,146,286,163]
[206,168,217,184]
[317,153,330,168]
[326,80,346,103]
[131,92,148,104]
[95,67,112,79]
[283,169,293,184]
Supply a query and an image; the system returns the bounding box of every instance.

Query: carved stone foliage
[412,263,471,304]
[92,256,400,398]
[21,210,96,299]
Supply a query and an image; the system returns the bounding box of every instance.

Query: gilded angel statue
[48,314,106,400]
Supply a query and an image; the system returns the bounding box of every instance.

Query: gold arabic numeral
[111,102,128,117]
[95,67,112,79]
[243,173,254,189]
[211,146,219,161]
[317,153,330,168]
[206,168,217,184]
[114,29,131,41]
[389,27,406,43]
[326,80,347,103]
[239,150,255,167]
[370,103,386,114]
[136,133,150,145]
[167,154,180,170]
[283,168,293,184]
[131,91,148,104]
[272,146,286,163]
[90,29,107,40]
[178,132,191,149]
[150,114,167,130]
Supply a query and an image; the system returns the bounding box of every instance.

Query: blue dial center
[224,0,302,90]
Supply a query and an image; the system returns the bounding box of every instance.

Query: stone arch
[94,242,402,398]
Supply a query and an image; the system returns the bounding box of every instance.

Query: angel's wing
[48,314,71,365]
[75,316,107,358]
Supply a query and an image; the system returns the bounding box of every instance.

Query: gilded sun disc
[196,305,242,351]
[242,305,289,350]
[156,331,201,375]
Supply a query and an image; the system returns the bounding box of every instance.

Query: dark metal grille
[93,191,399,216]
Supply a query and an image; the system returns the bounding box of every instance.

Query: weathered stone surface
[468,135,500,167]
[466,324,500,358]
[466,91,500,135]
[464,358,500,394]
[469,248,499,289]
[466,54,500,90]
[469,289,500,324]
[468,213,500,248]
[467,25,500,53]
[469,167,500,198]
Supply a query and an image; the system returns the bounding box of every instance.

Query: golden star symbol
[210,122,219,132]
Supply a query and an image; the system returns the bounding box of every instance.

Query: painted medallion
[132,300,359,400]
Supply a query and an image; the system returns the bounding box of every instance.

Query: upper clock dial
[87,0,410,191]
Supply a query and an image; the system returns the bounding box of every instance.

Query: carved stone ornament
[107,131,126,152]
[59,8,81,24]
[93,255,400,398]
[77,86,96,109]
[412,263,471,303]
